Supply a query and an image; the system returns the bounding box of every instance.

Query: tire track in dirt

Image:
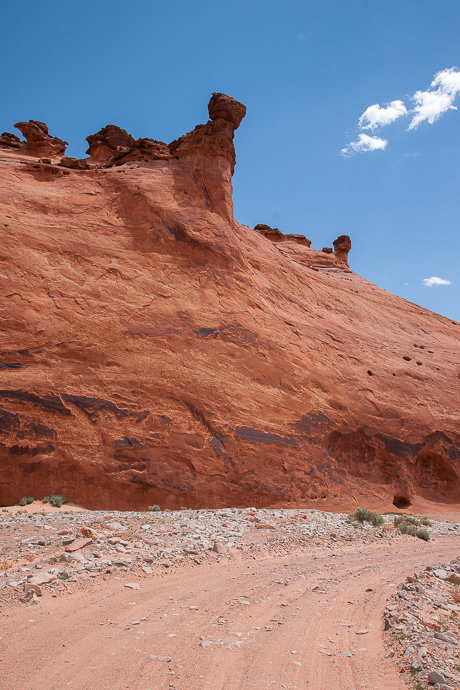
[1,536,459,689]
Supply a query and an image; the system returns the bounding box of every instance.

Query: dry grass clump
[18,496,35,506]
[349,507,384,526]
[394,515,430,541]
[46,495,69,508]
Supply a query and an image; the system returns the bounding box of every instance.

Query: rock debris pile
[384,557,460,689]
[0,505,456,611]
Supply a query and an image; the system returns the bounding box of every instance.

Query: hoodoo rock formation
[85,124,136,161]
[13,120,68,158]
[0,94,459,511]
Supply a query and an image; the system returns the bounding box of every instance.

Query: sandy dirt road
[2,535,459,690]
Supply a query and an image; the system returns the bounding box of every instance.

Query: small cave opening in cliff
[393,495,411,509]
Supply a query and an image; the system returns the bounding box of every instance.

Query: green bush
[398,522,418,536]
[49,495,69,508]
[416,528,430,541]
[19,496,35,506]
[394,516,430,541]
[42,496,50,504]
[350,507,384,526]
[148,504,161,512]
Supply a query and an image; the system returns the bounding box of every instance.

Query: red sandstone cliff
[0,94,459,511]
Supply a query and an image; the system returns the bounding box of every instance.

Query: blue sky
[1,0,459,321]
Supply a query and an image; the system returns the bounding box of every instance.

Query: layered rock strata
[0,132,22,149]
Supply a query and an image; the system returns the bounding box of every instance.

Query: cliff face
[0,94,459,511]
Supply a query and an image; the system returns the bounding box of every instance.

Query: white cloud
[341,133,388,156]
[358,100,407,131]
[422,276,452,287]
[409,67,460,129]
[341,67,460,155]
[432,67,460,96]
[409,90,457,129]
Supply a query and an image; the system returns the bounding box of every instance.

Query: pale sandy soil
[1,519,460,690]
[2,503,87,514]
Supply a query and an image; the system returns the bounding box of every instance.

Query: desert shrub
[148,504,161,512]
[394,515,420,527]
[18,496,35,506]
[394,516,430,541]
[42,496,50,504]
[420,517,431,526]
[398,522,418,536]
[405,516,420,526]
[350,507,384,526]
[49,495,69,508]
[416,528,430,541]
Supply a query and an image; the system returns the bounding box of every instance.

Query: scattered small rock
[77,527,99,539]
[65,538,93,553]
[28,573,56,586]
[427,670,447,684]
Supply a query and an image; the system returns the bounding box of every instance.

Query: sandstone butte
[0,94,459,512]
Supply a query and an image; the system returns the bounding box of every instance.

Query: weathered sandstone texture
[85,124,135,161]
[254,224,312,248]
[13,120,68,158]
[0,94,459,511]
[0,132,22,150]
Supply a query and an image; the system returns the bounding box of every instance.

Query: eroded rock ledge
[254,224,351,268]
[13,121,68,158]
[1,93,246,221]
[1,92,350,255]
[1,93,246,167]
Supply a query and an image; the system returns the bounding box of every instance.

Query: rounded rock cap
[208,93,246,129]
[333,235,352,254]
